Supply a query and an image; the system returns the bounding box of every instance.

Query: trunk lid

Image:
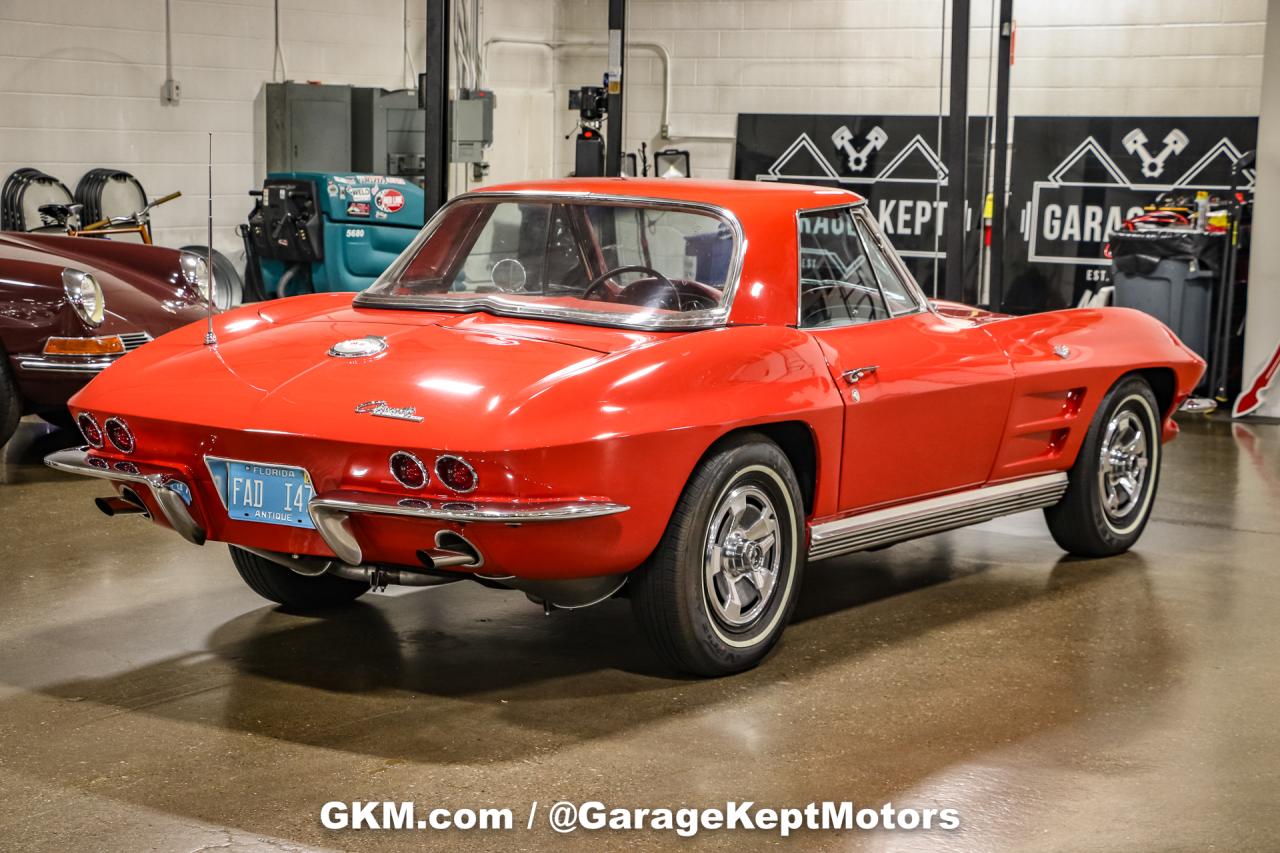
[77,300,663,446]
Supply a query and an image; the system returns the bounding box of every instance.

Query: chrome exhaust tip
[417,548,479,570]
[95,489,150,518]
[418,532,483,570]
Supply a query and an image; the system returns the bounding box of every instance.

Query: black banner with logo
[734,113,1258,314]
[1002,116,1257,312]
[734,114,988,299]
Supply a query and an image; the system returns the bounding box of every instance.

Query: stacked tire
[1,168,73,232]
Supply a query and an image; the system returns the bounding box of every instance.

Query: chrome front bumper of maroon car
[15,332,155,374]
[16,356,122,374]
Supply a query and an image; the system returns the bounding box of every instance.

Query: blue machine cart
[242,172,424,299]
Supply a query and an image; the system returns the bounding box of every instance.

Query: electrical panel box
[352,88,425,178]
[451,89,495,163]
[265,83,495,175]
[265,83,353,173]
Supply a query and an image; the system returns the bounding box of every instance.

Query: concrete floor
[0,416,1277,852]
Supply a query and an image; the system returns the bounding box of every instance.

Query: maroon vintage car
[0,232,214,445]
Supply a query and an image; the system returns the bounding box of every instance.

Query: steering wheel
[581,264,680,307]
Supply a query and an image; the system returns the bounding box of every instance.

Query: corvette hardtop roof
[470,178,864,213]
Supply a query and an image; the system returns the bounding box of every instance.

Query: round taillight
[435,455,477,493]
[104,417,134,454]
[389,451,428,490]
[77,413,103,448]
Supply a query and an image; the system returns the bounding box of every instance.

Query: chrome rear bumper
[307,490,629,566]
[45,448,627,566]
[44,448,206,546]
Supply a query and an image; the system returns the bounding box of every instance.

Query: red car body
[48,178,1203,631]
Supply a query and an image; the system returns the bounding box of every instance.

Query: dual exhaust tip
[92,490,490,581]
[93,494,621,610]
[91,489,484,571]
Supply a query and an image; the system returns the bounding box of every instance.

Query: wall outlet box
[162,78,181,105]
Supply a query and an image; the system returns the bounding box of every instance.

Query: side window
[797,208,888,328]
[856,214,921,315]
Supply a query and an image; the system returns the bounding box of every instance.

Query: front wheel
[0,354,20,448]
[229,546,367,610]
[1045,376,1162,557]
[631,434,805,677]
[38,408,76,431]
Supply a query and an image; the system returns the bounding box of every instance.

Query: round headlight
[61,268,105,327]
[179,252,212,303]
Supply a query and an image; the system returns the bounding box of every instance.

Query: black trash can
[1109,229,1223,362]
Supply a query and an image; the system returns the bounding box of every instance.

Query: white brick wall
[0,0,556,253]
[545,0,1267,178]
[0,0,1265,251]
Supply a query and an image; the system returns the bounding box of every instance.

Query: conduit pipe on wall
[482,37,737,144]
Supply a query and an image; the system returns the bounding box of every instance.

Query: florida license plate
[209,459,316,529]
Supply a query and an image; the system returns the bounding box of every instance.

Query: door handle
[842,365,878,384]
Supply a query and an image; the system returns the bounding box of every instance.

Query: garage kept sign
[735,114,988,299]
[1003,116,1257,313]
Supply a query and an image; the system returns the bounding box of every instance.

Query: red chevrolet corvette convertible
[48,179,1203,676]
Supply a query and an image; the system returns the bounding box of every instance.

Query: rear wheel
[1045,376,1162,557]
[229,546,367,610]
[631,435,805,677]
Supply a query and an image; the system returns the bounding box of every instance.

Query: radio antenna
[203,131,217,346]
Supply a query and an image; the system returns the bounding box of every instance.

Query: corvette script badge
[354,400,424,422]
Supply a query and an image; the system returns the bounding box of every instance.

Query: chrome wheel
[704,484,780,628]
[1097,408,1150,521]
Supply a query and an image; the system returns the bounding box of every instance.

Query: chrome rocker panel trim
[307,489,630,566]
[808,472,1069,561]
[44,448,206,546]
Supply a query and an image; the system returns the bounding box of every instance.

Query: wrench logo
[1122,127,1189,178]
[832,125,888,172]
